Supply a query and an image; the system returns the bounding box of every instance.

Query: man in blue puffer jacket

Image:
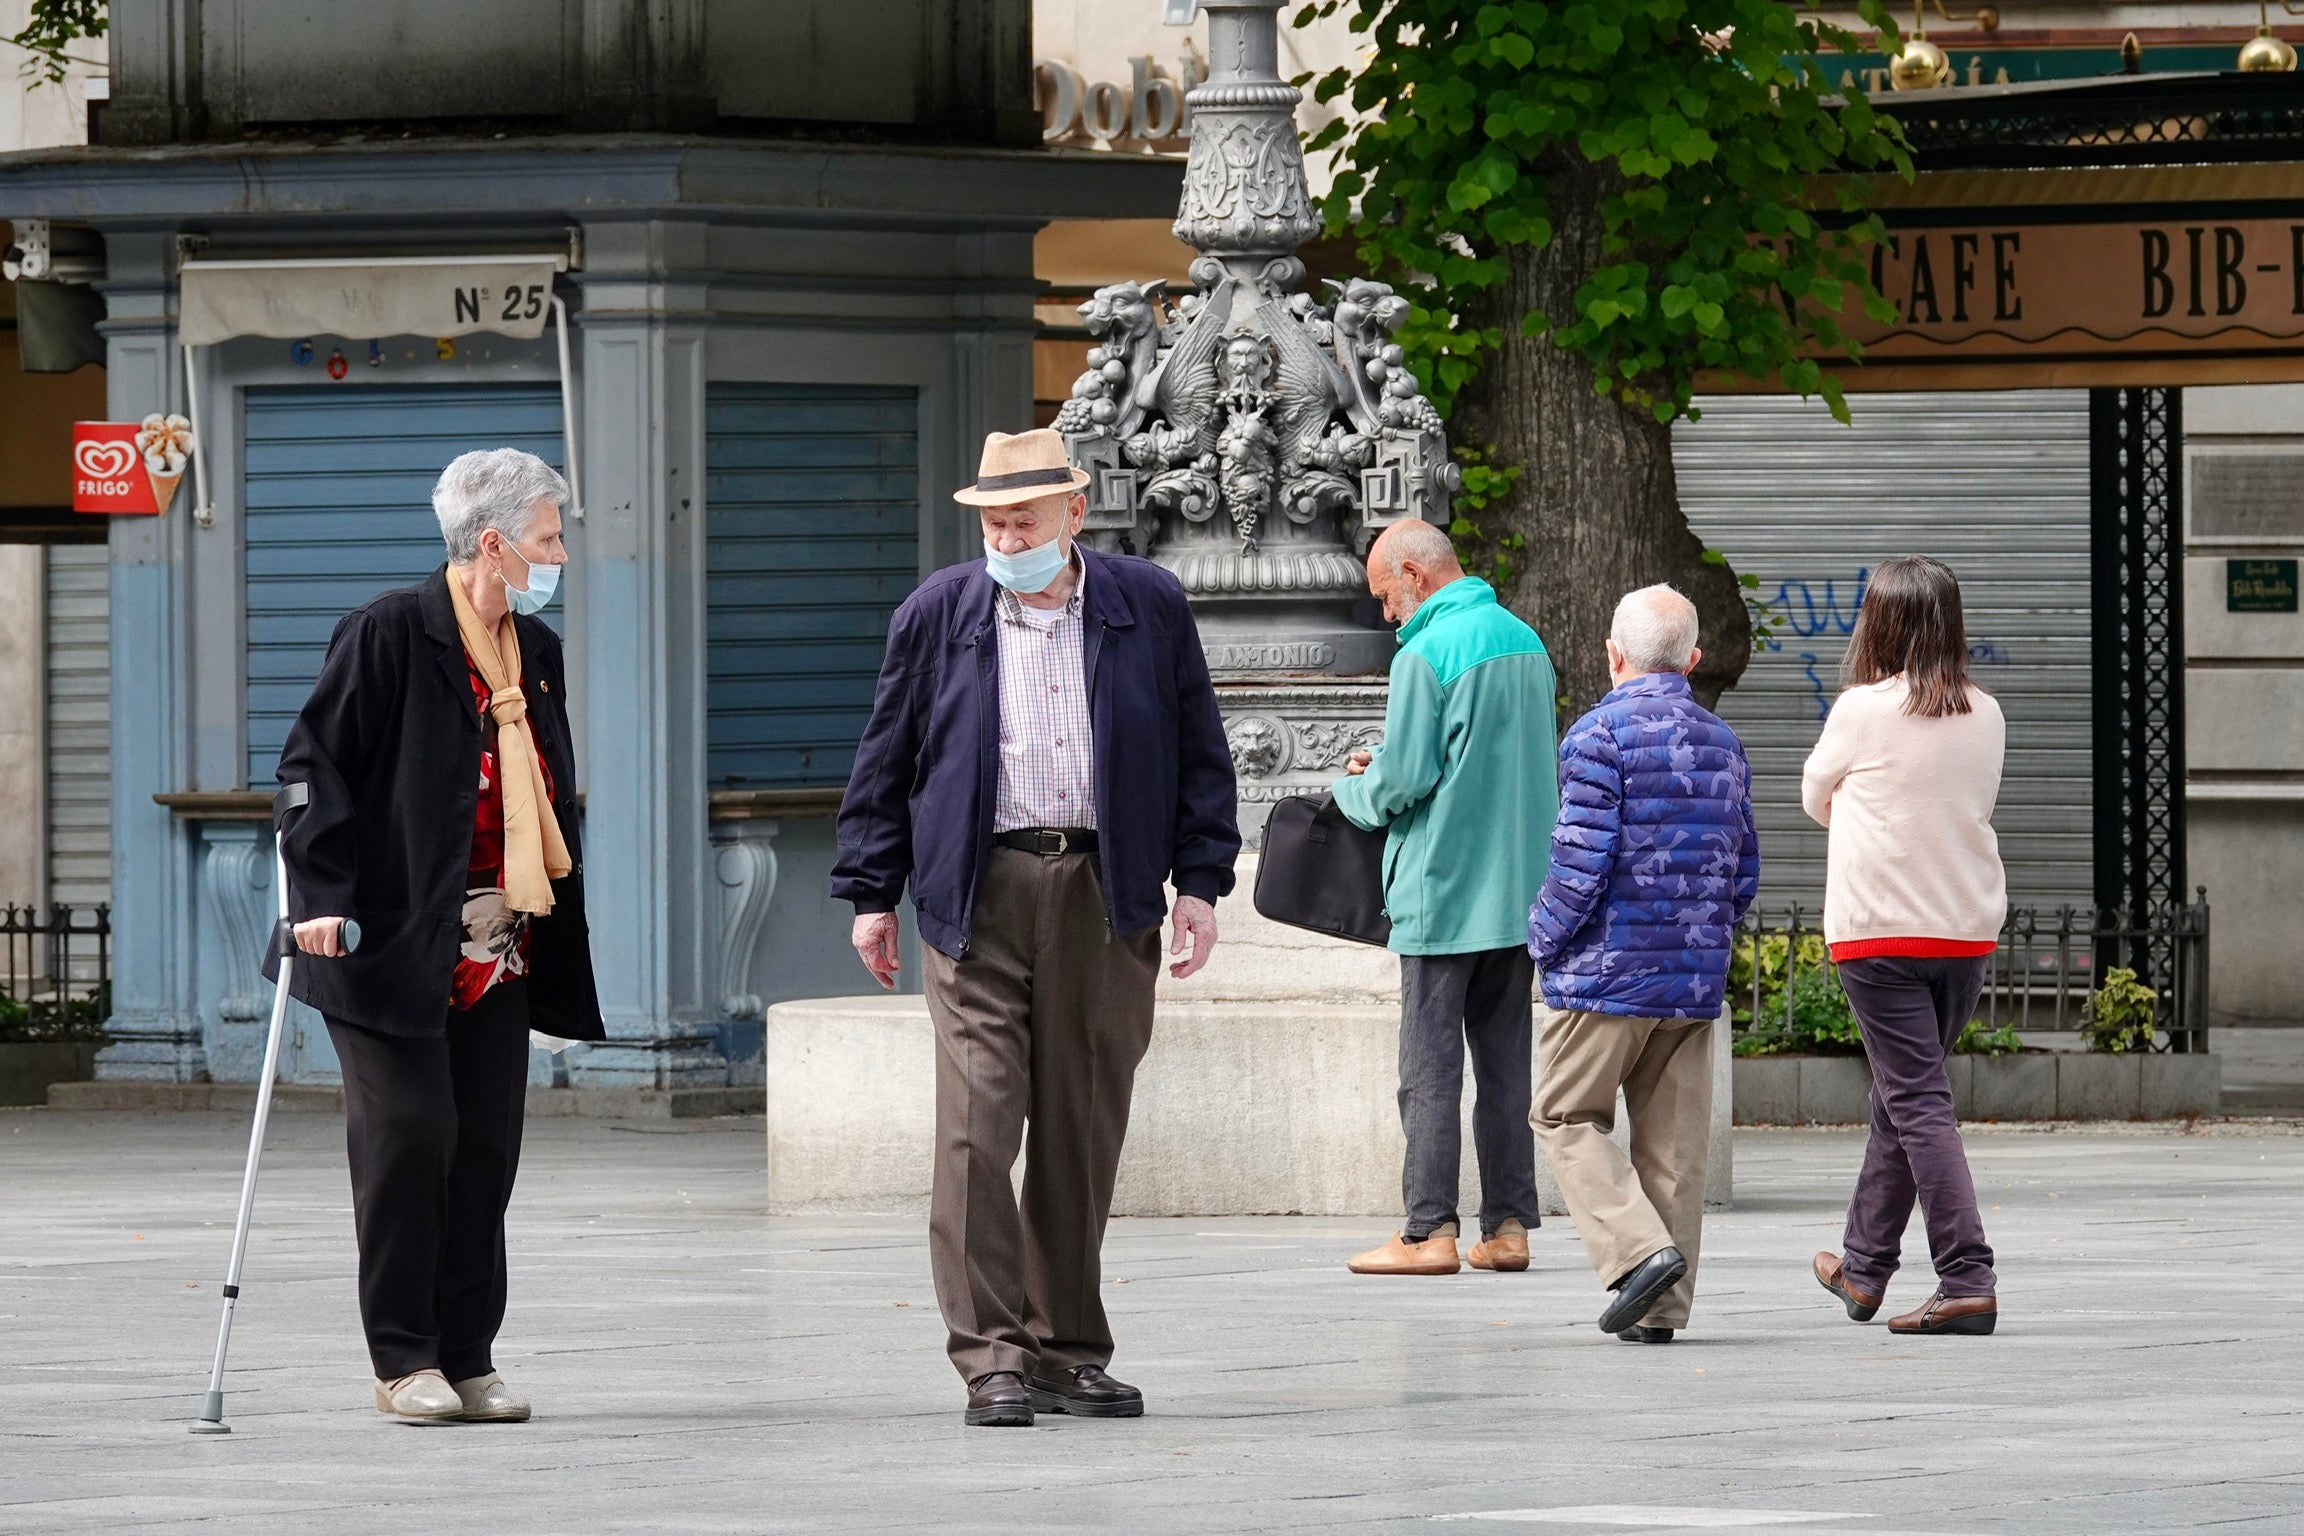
[1527,584,1759,1344]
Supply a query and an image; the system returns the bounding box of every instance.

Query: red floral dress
[451,663,555,1011]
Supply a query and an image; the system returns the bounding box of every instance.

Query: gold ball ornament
[1889,35,1952,91]
[2239,28,2298,72]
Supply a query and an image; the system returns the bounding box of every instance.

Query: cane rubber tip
[341,918,362,954]
[188,1420,231,1434]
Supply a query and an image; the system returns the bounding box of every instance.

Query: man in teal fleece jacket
[1330,518,1559,1277]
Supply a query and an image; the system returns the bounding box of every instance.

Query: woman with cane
[272,448,602,1421]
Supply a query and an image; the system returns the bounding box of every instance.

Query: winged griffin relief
[1055,258,1458,570]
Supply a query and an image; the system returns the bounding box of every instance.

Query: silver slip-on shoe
[374,1370,465,1422]
[451,1372,531,1423]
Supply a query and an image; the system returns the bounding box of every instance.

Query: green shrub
[2081,967,2159,1054]
[1730,934,1862,1056]
[0,985,109,1044]
[1731,934,2027,1057]
[1955,1019,2022,1057]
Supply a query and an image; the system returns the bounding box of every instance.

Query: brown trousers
[922,848,1161,1385]
[1533,1007,1713,1330]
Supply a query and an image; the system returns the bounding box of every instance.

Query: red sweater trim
[1829,937,1998,962]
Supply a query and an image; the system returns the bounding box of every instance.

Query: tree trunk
[1450,156,1751,721]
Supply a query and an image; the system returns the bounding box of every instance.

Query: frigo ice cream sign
[73,416,194,516]
[1842,217,2304,362]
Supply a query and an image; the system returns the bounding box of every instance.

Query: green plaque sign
[2228,559,2300,614]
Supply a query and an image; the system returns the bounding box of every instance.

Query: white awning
[174,253,582,525]
[179,254,567,347]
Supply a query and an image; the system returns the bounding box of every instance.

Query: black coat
[264,565,604,1040]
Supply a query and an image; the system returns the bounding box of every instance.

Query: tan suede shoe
[452,1372,532,1423]
[1347,1232,1460,1275]
[373,1370,464,1422]
[1467,1220,1530,1272]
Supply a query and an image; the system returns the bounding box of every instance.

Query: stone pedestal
[1215,680,1387,844]
[766,855,1734,1217]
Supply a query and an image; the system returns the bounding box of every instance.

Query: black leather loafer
[1025,1364,1144,1418]
[965,1371,1034,1427]
[1616,1324,1675,1343]
[1598,1245,1687,1334]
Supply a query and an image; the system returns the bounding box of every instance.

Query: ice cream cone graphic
[136,414,194,516]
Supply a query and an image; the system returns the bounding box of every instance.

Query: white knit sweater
[1800,678,2008,948]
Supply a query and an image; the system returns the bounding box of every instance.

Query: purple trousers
[1837,953,1998,1299]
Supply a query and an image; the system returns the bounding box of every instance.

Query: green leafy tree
[1298,0,1909,714]
[7,0,106,86]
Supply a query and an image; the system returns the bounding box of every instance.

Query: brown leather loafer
[1025,1364,1143,1418]
[1467,1221,1530,1273]
[964,1371,1033,1427]
[1813,1251,1883,1322]
[1888,1289,1998,1336]
[1347,1232,1461,1275]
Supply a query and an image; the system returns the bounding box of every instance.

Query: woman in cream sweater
[1801,555,2005,1338]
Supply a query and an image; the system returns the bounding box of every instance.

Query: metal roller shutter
[705,384,919,789]
[1677,390,2093,912]
[45,543,109,909]
[243,384,564,787]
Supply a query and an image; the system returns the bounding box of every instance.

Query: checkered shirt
[992,556,1097,832]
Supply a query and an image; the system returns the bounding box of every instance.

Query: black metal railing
[1732,894,2211,1055]
[0,904,111,1042]
[1884,72,2304,171]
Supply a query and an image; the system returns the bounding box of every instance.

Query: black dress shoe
[1616,1325,1675,1343]
[1025,1364,1144,1418]
[1598,1245,1688,1334]
[964,1371,1034,1427]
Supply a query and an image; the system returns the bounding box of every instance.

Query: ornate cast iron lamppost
[1056,0,1460,836]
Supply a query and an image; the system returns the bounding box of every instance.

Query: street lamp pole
[1058,0,1461,837]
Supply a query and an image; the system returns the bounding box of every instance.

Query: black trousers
[325,979,532,1382]
[1397,947,1541,1242]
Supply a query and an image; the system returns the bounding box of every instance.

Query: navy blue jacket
[1526,671,1760,1019]
[831,549,1240,961]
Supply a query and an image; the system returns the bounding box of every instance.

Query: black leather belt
[994,827,1098,856]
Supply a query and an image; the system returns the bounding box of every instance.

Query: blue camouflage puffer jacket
[1527,671,1760,1019]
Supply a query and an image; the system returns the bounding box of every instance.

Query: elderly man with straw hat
[272,448,603,1425]
[833,428,1240,1428]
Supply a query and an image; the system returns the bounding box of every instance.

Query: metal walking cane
[189,783,359,1435]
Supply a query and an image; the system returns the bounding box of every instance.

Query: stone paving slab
[3,1108,2302,1535]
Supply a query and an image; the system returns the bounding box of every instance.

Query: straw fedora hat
[953,428,1092,507]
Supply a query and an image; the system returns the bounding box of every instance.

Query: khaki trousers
[922,848,1160,1385]
[1533,1007,1713,1329]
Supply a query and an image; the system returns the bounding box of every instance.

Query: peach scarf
[448,573,571,915]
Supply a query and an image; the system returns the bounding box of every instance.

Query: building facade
[0,0,1178,1090]
[3,0,2298,1107]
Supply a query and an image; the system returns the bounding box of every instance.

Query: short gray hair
[432,449,568,563]
[1378,518,1457,576]
[1611,583,1700,674]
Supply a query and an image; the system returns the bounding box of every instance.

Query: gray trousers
[1398,947,1540,1241]
[921,848,1161,1386]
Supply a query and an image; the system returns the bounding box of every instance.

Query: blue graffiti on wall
[1758,566,2009,720]
[1761,569,1869,648]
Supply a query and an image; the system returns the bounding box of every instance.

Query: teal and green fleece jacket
[1331,577,1559,956]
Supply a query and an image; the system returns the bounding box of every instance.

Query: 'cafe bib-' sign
[1844,217,2304,360]
[73,416,195,516]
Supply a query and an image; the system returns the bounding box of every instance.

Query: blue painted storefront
[0,138,1179,1089]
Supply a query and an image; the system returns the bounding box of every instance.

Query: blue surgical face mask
[982,532,1069,594]
[500,542,562,616]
